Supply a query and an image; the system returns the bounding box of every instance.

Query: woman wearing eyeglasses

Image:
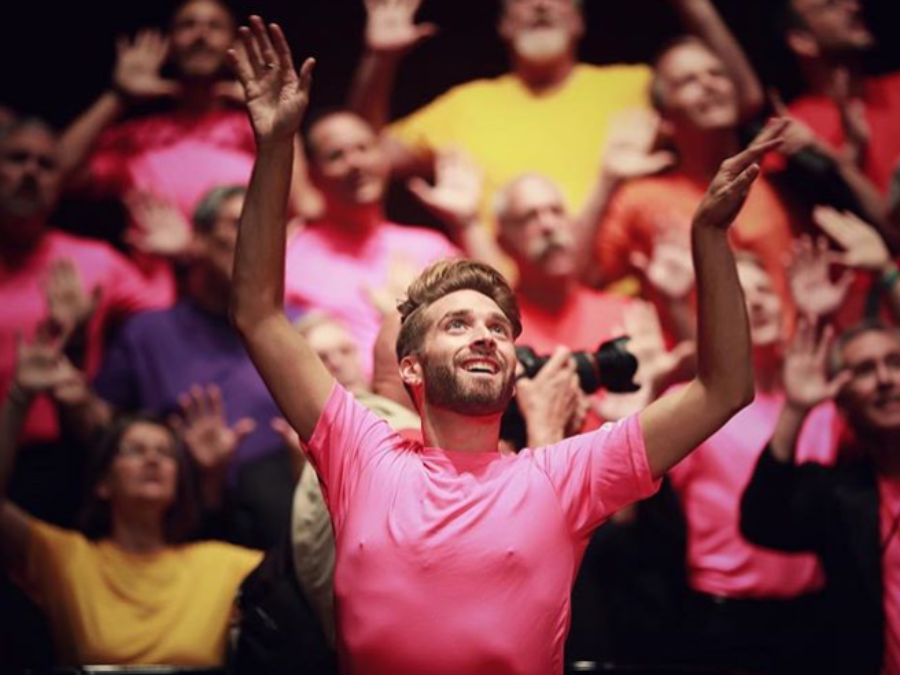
[0,329,262,667]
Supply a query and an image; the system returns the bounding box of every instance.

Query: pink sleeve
[535,414,660,540]
[305,384,399,525]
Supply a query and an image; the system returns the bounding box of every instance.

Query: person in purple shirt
[81,184,301,484]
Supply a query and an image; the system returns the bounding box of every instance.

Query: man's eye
[491,324,510,337]
[448,319,466,330]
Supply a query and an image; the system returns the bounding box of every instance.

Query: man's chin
[513,28,572,63]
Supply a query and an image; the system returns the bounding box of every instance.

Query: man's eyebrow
[440,309,472,322]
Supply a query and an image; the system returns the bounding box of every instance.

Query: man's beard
[422,356,515,417]
[513,27,570,63]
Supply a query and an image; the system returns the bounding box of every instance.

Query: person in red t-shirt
[780,0,900,195]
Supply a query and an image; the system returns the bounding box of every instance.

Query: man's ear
[399,354,424,388]
[786,29,820,59]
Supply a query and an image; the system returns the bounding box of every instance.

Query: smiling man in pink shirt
[228,18,784,675]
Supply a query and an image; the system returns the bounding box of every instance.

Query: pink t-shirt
[89,107,255,220]
[668,391,841,598]
[284,222,459,378]
[306,384,659,675]
[878,474,900,675]
[0,231,166,444]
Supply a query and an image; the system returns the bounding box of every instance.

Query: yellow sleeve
[14,518,87,608]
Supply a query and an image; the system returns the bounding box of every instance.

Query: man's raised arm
[638,118,789,478]
[228,17,333,442]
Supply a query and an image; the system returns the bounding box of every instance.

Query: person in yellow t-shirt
[347,0,765,230]
[0,330,262,667]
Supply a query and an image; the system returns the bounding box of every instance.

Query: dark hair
[78,413,200,544]
[395,258,522,363]
[648,35,711,112]
[193,184,246,234]
[0,116,56,148]
[777,0,807,35]
[170,0,236,28]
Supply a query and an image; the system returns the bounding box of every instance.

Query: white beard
[513,27,570,63]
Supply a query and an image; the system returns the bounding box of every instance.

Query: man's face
[788,0,874,57]
[0,126,60,236]
[169,0,236,80]
[838,330,900,434]
[309,113,389,208]
[412,289,517,417]
[737,260,784,348]
[498,175,577,282]
[195,193,242,283]
[499,0,584,63]
[305,320,367,392]
[656,42,739,133]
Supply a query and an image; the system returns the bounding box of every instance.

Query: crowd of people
[1,0,899,673]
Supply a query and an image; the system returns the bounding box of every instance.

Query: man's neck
[323,201,384,236]
[422,406,502,454]
[517,273,574,311]
[109,506,168,554]
[673,128,741,182]
[0,219,47,267]
[800,54,867,99]
[188,270,230,317]
[175,80,221,115]
[511,53,577,95]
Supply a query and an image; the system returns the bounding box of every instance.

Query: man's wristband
[881,264,900,291]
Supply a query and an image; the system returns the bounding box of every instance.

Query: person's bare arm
[0,331,81,572]
[669,0,764,119]
[347,0,436,131]
[228,18,334,442]
[638,119,789,477]
[59,30,179,185]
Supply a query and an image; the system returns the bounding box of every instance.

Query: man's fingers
[768,88,788,117]
[237,25,265,77]
[298,57,316,95]
[249,15,278,66]
[233,417,257,442]
[270,23,298,73]
[728,162,761,195]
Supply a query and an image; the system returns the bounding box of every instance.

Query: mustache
[526,232,573,259]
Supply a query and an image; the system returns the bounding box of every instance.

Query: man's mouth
[460,358,500,375]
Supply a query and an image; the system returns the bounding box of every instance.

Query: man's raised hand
[228,17,315,144]
[364,0,437,55]
[694,118,788,231]
[113,30,180,100]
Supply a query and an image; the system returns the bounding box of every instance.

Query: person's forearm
[673,0,764,118]
[58,91,126,182]
[348,51,402,131]
[0,387,32,502]
[692,224,753,410]
[231,137,294,329]
[770,402,809,463]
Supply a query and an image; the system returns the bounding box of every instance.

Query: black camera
[515,336,640,394]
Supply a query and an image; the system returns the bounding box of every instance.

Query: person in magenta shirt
[283,109,459,380]
[667,256,845,672]
[228,18,785,674]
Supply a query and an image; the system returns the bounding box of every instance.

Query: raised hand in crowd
[364,0,437,56]
[630,231,695,302]
[171,384,255,509]
[123,190,193,259]
[787,235,854,321]
[229,18,314,145]
[602,110,676,184]
[814,205,900,322]
[770,318,851,462]
[515,347,587,448]
[11,327,81,404]
[113,30,181,101]
[42,259,101,346]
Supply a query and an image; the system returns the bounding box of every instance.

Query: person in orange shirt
[596,38,799,344]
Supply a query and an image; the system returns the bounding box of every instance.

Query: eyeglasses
[117,443,179,461]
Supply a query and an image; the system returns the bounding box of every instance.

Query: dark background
[3,0,900,128]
